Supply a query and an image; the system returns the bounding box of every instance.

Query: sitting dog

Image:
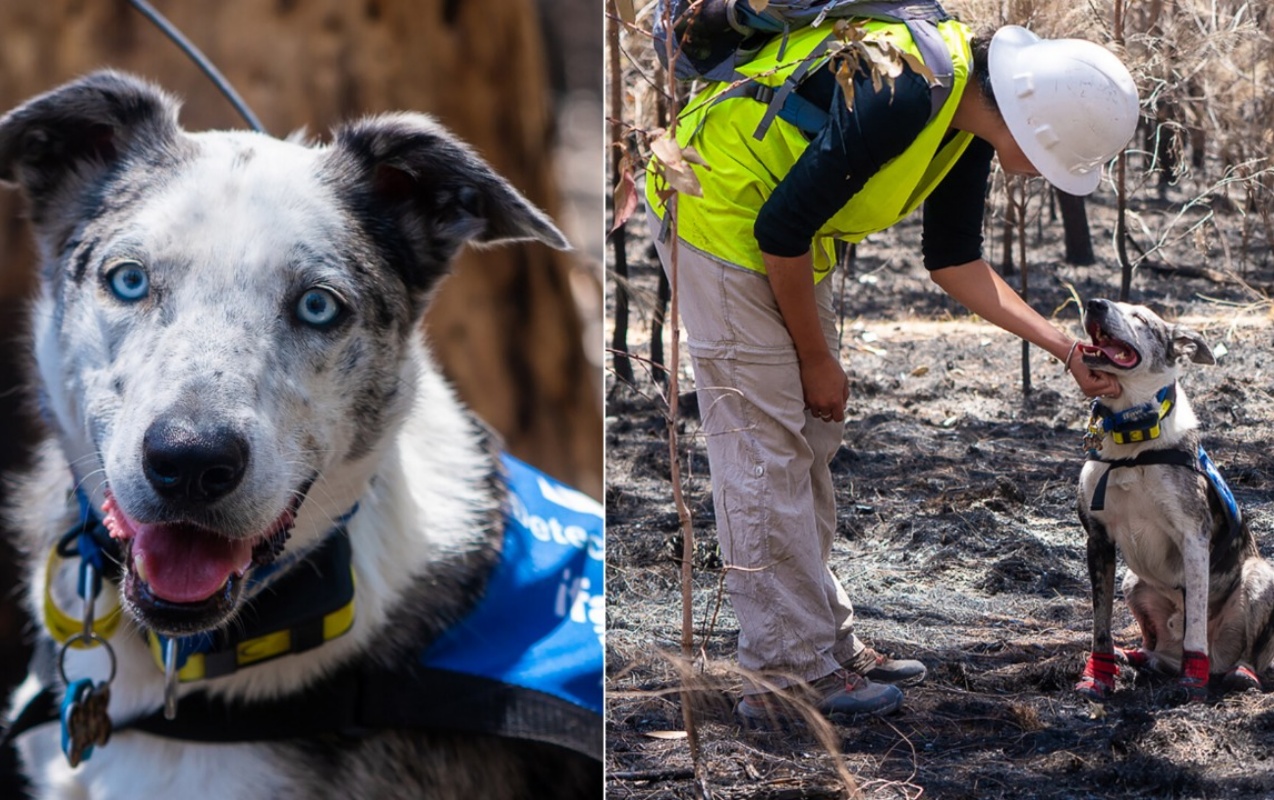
[1075,298,1274,701]
[0,71,602,798]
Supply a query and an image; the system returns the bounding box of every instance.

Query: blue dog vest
[422,454,604,715]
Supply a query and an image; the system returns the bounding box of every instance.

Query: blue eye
[106,261,149,302]
[296,288,343,328]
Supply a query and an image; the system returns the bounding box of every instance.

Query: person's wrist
[1060,340,1081,373]
[796,344,834,365]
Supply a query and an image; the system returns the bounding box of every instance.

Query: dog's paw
[1076,651,1119,700]
[1075,676,1113,701]
[1115,647,1151,670]
[1179,650,1210,702]
[1220,665,1262,693]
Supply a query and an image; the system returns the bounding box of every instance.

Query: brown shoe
[736,669,903,727]
[844,647,927,686]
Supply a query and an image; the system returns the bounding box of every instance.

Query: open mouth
[1079,321,1141,370]
[101,490,302,633]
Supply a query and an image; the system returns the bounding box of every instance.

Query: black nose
[142,417,249,502]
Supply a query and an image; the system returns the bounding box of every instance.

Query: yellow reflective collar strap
[149,525,357,682]
[43,548,123,646]
[42,489,125,647]
[1084,382,1177,452]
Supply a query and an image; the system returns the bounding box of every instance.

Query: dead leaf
[834,60,857,111]
[829,22,936,113]
[610,153,638,235]
[643,730,689,740]
[649,128,705,198]
[614,0,635,24]
[910,365,930,377]
[900,51,936,86]
[681,145,707,166]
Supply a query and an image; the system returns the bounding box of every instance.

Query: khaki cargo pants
[650,212,864,693]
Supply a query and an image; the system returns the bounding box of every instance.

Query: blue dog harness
[1087,445,1243,539]
[422,454,604,715]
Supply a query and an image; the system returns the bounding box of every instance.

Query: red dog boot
[1179,650,1209,702]
[1116,647,1151,670]
[1075,651,1119,700]
[1220,664,1262,693]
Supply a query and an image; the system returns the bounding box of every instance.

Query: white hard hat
[989,26,1140,196]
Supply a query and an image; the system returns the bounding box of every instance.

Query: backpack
[652,0,956,139]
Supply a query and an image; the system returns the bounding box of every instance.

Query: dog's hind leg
[1077,511,1120,699]
[1232,559,1274,691]
[1124,575,1183,673]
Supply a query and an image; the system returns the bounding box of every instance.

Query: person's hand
[800,352,850,423]
[1069,360,1122,400]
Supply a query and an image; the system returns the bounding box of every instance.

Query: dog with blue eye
[0,71,602,799]
[1074,298,1274,702]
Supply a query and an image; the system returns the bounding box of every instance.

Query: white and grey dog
[0,71,602,798]
[1075,298,1274,702]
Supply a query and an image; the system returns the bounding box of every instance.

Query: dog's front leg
[1179,524,1212,701]
[1077,512,1119,699]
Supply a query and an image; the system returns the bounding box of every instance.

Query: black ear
[1170,324,1215,365]
[324,113,569,292]
[0,70,180,238]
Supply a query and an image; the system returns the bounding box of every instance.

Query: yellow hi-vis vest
[646,18,975,282]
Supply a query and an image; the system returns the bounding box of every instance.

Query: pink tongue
[132,520,253,604]
[1080,342,1135,366]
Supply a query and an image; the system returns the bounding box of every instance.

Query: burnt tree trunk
[1057,190,1095,266]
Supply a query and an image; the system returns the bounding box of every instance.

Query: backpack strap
[747,8,955,139]
[750,33,837,140]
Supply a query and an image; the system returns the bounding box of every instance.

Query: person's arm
[764,251,849,421]
[929,259,1121,398]
[923,142,1120,398]
[754,61,932,420]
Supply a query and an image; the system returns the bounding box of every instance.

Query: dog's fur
[0,71,599,798]
[1076,298,1274,699]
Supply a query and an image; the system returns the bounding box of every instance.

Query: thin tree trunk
[607,2,634,384]
[1114,0,1134,301]
[1057,190,1095,265]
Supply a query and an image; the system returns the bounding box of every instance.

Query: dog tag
[60,678,112,768]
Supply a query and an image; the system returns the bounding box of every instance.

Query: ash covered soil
[604,186,1274,799]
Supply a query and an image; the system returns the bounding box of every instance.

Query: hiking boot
[736,669,903,728]
[844,647,927,686]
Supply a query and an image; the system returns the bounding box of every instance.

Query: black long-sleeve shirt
[752,61,994,271]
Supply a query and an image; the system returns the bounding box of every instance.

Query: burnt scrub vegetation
[605,193,1274,797]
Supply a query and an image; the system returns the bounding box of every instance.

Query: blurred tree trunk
[0,0,601,496]
[1057,190,1095,265]
[0,5,599,787]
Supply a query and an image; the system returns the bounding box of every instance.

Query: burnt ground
[604,182,1274,799]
